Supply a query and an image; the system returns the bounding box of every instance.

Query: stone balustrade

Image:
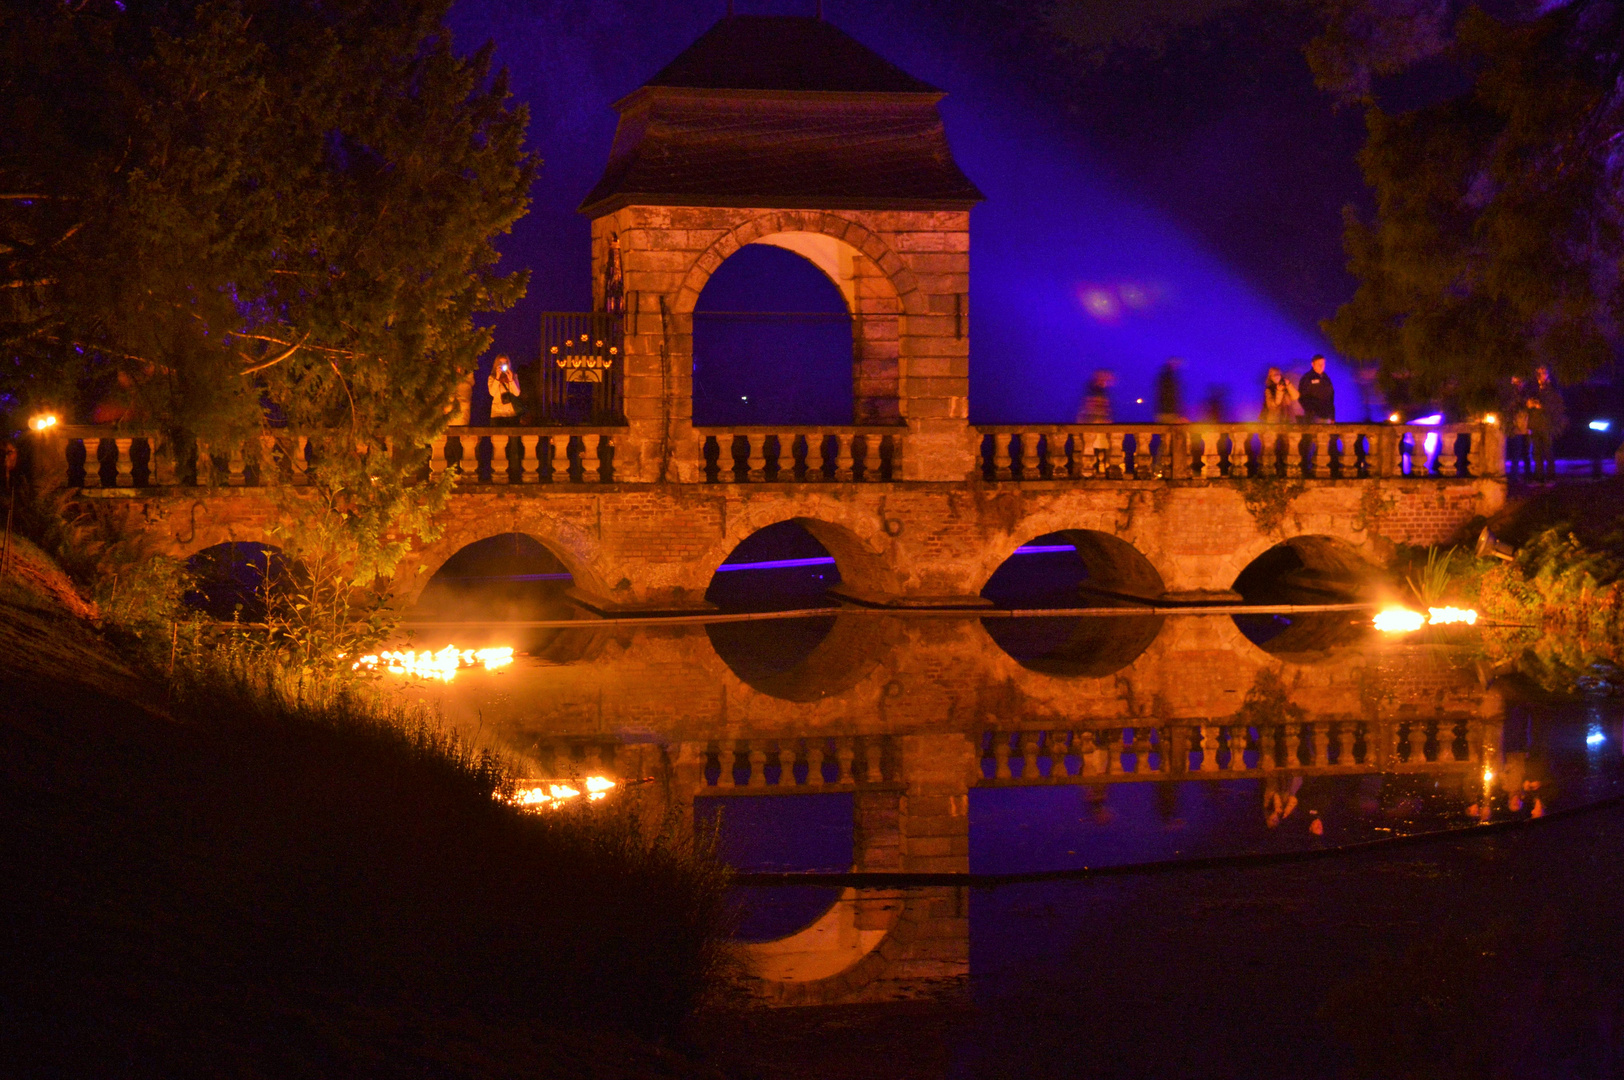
[979,718,1479,782]
[35,426,622,489]
[690,736,898,790]
[977,422,1501,481]
[697,427,903,483]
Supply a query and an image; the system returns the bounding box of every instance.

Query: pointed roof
[643,15,940,95]
[579,16,982,216]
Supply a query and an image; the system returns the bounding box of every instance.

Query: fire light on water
[506,775,617,810]
[1373,608,1426,633]
[1373,606,1480,632]
[351,645,514,681]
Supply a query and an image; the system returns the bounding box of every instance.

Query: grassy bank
[0,545,736,1078]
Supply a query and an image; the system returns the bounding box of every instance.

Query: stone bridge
[35,417,1503,612]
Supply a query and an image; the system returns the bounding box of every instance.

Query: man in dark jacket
[1298,355,1335,422]
[1528,365,1566,483]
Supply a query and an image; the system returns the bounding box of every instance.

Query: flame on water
[1374,608,1426,633]
[506,776,617,811]
[351,645,514,681]
[1373,607,1480,633]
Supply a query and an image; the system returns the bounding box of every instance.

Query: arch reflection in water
[980,530,1162,676]
[1231,535,1377,654]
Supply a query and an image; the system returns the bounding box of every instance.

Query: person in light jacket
[487,355,520,424]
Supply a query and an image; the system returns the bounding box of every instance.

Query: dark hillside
[0,555,733,1079]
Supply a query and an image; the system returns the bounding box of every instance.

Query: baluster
[1105,431,1125,478]
[806,741,826,786]
[1334,722,1353,767]
[779,742,799,787]
[548,435,568,482]
[108,438,132,488]
[193,440,212,487]
[1199,432,1219,477]
[153,437,177,487]
[258,435,280,485]
[722,743,742,788]
[1467,429,1483,477]
[1189,724,1210,771]
[835,432,855,481]
[993,433,1012,480]
[1021,732,1040,779]
[1229,726,1250,771]
[581,434,602,481]
[836,738,857,784]
[518,435,539,484]
[747,744,767,787]
[1285,723,1302,767]
[1409,430,1430,477]
[1051,730,1071,777]
[490,434,511,485]
[227,442,246,486]
[1039,431,1058,479]
[1071,727,1097,769]
[1012,432,1031,480]
[1285,430,1303,478]
[746,434,766,481]
[1308,723,1327,767]
[992,734,1012,779]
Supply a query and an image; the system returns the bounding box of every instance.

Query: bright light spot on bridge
[29,414,58,432]
[352,645,514,681]
[507,775,617,810]
[1587,730,1606,747]
[1590,419,1611,432]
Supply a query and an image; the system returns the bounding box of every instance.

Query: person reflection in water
[1265,775,1303,828]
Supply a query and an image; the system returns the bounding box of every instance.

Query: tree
[1310,0,1624,408]
[1,0,535,649]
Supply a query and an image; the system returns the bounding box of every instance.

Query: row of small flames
[351,645,514,681]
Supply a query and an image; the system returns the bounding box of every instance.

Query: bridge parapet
[697,425,904,483]
[33,425,627,490]
[977,421,1502,481]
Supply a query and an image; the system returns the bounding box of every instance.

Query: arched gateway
[37,13,1506,615]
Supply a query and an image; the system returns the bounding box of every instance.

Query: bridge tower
[578,14,983,484]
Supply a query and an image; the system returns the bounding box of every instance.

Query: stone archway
[675,212,921,425]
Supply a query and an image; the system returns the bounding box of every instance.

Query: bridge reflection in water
[390,612,1620,1007]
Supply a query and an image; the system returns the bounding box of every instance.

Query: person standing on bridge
[1260,367,1299,423]
[1155,359,1186,423]
[487,354,521,425]
[1298,355,1335,422]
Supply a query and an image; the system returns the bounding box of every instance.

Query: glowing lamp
[1587,731,1606,747]
[28,414,58,432]
[1388,412,1402,423]
[1484,413,1498,425]
[1589,419,1611,432]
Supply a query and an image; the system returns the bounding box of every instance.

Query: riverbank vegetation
[0,536,738,1077]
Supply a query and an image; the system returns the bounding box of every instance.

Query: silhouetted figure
[1298,355,1335,422]
[1527,366,1565,483]
[1155,359,1185,423]
[1504,375,1531,479]
[1076,369,1114,423]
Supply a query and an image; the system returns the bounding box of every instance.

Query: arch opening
[1231,536,1375,654]
[979,530,1164,677]
[692,243,854,426]
[415,533,576,623]
[184,542,292,622]
[703,520,892,700]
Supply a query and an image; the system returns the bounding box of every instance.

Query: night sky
[447,0,1372,423]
